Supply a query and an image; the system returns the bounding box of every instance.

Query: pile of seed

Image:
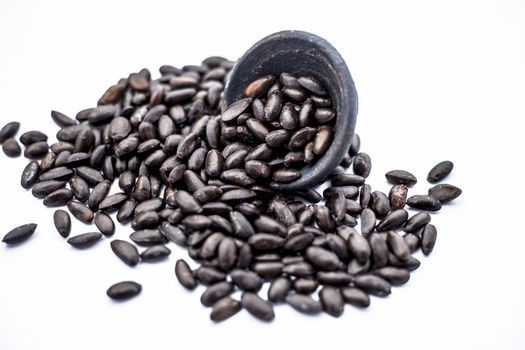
[0,58,462,322]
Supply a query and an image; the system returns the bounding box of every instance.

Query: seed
[251,262,283,279]
[174,190,202,214]
[421,224,437,255]
[130,229,167,246]
[53,210,71,238]
[2,138,22,157]
[76,166,104,186]
[51,110,77,128]
[428,184,462,203]
[160,222,186,246]
[99,193,128,212]
[341,287,370,308]
[387,230,411,261]
[403,212,431,233]
[282,262,315,277]
[353,274,391,297]
[108,240,139,266]
[385,170,417,186]
[360,208,376,234]
[0,121,20,143]
[305,246,342,271]
[319,286,344,317]
[406,195,442,211]
[268,277,291,303]
[67,201,94,224]
[88,105,118,124]
[201,282,234,307]
[20,161,40,189]
[272,168,300,183]
[241,292,275,321]
[285,294,322,315]
[374,266,410,285]
[94,212,115,236]
[404,232,420,252]
[222,98,252,123]
[230,269,263,291]
[376,209,408,231]
[67,232,102,248]
[218,237,237,271]
[389,184,408,210]
[19,130,48,146]
[195,266,227,285]
[265,129,290,148]
[331,174,365,187]
[140,244,171,261]
[317,271,353,286]
[175,259,197,290]
[88,181,111,210]
[32,180,66,198]
[210,297,242,322]
[368,233,389,268]
[106,281,142,300]
[220,188,256,203]
[2,223,37,245]
[370,191,391,218]
[348,232,371,263]
[352,152,372,178]
[294,278,319,294]
[43,188,73,207]
[330,192,347,222]
[248,234,284,251]
[312,125,333,155]
[427,160,453,183]
[221,169,255,187]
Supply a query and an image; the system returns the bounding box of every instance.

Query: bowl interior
[223,30,358,191]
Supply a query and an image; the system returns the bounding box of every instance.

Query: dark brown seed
[51,111,77,128]
[2,223,37,245]
[94,212,115,236]
[404,212,431,233]
[76,166,104,186]
[376,209,408,231]
[389,184,408,210]
[421,224,437,255]
[286,294,322,314]
[40,151,56,171]
[67,232,102,248]
[353,152,372,178]
[298,98,314,127]
[297,76,327,95]
[19,130,48,146]
[312,125,333,155]
[387,230,411,261]
[88,105,118,124]
[268,277,291,303]
[140,244,171,261]
[288,127,316,149]
[220,188,256,203]
[131,211,160,230]
[218,237,237,271]
[368,233,389,268]
[349,133,360,156]
[133,175,151,202]
[210,297,242,322]
[201,282,234,306]
[294,278,319,294]
[251,262,283,279]
[117,199,136,223]
[385,170,417,186]
[159,222,186,246]
[195,266,227,285]
[305,246,342,271]
[110,239,140,266]
[353,274,391,297]
[348,232,371,263]
[330,192,347,222]
[43,188,74,207]
[331,174,365,187]
[0,121,20,143]
[21,161,40,189]
[174,190,202,214]
[241,292,275,321]
[53,210,71,238]
[370,191,391,217]
[88,181,110,210]
[99,193,128,212]
[272,168,300,183]
[222,98,252,123]
[404,232,420,252]
[389,253,421,271]
[282,262,315,277]
[67,201,94,224]
[175,259,197,290]
[428,184,462,203]
[314,108,335,123]
[221,169,255,187]
[230,269,263,291]
[181,214,212,230]
[319,286,344,317]
[265,129,290,148]
[317,271,353,286]
[32,180,66,198]
[406,195,442,211]
[427,160,453,183]
[280,103,298,130]
[24,141,49,159]
[106,281,142,300]
[264,90,282,121]
[360,208,376,234]
[248,234,284,251]
[244,75,275,97]
[374,266,410,285]
[2,138,22,157]
[341,287,370,307]
[73,128,94,153]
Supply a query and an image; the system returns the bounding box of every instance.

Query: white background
[1,0,524,349]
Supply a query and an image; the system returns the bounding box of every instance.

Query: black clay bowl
[223,30,358,191]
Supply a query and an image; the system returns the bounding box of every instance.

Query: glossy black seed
[305,247,342,271]
[19,130,48,146]
[53,210,71,238]
[24,141,49,159]
[140,244,171,261]
[370,191,391,218]
[67,232,102,248]
[241,292,275,321]
[210,297,242,322]
[421,224,437,255]
[173,190,202,214]
[353,275,391,297]
[376,209,408,231]
[175,259,197,289]
[87,181,110,210]
[317,271,353,286]
[222,98,252,123]
[348,231,371,264]
[385,170,417,186]
[130,229,167,246]
[374,266,410,285]
[368,233,390,268]
[404,212,431,233]
[0,121,20,143]
[244,75,275,97]
[67,201,94,224]
[20,161,40,189]
[360,208,376,234]
[218,237,237,271]
[94,212,115,236]
[2,223,37,245]
[312,125,333,156]
[406,195,442,211]
[117,199,136,223]
[387,230,411,261]
[2,138,22,157]
[110,239,140,266]
[230,269,263,291]
[427,160,453,183]
[286,294,322,315]
[268,277,291,303]
[76,166,104,186]
[319,286,344,317]
[201,282,234,307]
[341,287,370,308]
[272,168,300,183]
[428,184,462,203]
[106,281,142,300]
[32,180,66,198]
[43,188,74,207]
[331,174,365,187]
[99,193,128,212]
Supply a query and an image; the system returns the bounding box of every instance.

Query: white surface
[1,0,524,349]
